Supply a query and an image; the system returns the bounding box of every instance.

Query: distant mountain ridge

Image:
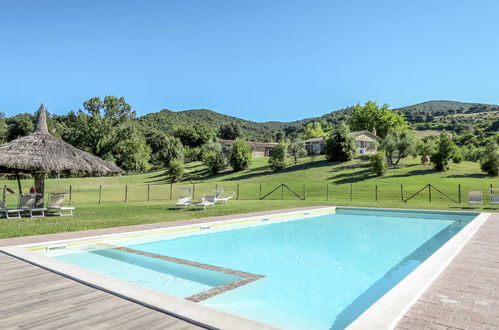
[138,100,499,140]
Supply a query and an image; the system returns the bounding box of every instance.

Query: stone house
[304,130,378,155]
[219,139,278,157]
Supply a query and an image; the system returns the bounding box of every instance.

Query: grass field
[1,155,498,238]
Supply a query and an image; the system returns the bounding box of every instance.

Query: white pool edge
[346,211,491,330]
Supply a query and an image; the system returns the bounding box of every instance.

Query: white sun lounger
[18,193,46,218]
[490,188,499,208]
[0,200,23,219]
[46,193,75,216]
[468,191,483,208]
[194,195,216,210]
[175,196,191,209]
[214,191,235,204]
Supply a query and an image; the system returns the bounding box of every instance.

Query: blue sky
[1,0,498,121]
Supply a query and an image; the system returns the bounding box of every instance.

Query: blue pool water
[53,209,475,329]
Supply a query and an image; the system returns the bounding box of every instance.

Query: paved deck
[396,212,499,330]
[0,208,498,329]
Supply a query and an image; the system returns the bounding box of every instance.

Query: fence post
[192,183,196,199]
[99,185,102,204]
[169,183,173,200]
[259,184,262,200]
[281,184,284,200]
[125,185,128,203]
[428,184,432,203]
[458,184,461,203]
[303,184,306,200]
[400,184,404,202]
[237,184,240,200]
[375,184,378,202]
[350,184,353,201]
[69,185,72,205]
[326,184,329,201]
[147,184,150,202]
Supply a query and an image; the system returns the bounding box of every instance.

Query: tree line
[1,97,498,179]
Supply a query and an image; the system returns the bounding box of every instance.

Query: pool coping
[0,206,488,330]
[346,210,490,330]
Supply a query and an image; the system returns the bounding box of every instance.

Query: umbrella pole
[16,173,22,194]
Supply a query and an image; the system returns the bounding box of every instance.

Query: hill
[139,108,278,141]
[395,100,499,132]
[137,100,499,143]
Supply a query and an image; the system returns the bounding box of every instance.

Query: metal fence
[5,182,492,206]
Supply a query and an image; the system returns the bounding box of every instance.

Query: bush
[480,141,499,176]
[201,141,228,175]
[431,131,457,172]
[462,145,483,162]
[229,139,252,171]
[184,147,201,163]
[452,148,463,164]
[324,123,356,162]
[370,152,387,176]
[268,142,287,171]
[166,160,184,182]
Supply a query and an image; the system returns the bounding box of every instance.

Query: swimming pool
[3,207,486,329]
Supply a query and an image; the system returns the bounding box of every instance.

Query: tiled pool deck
[0,207,498,329]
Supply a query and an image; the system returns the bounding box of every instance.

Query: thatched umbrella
[0,104,124,206]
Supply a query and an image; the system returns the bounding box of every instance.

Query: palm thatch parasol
[0,104,124,206]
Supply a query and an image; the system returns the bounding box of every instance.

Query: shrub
[201,141,228,175]
[431,131,457,172]
[324,123,356,162]
[462,145,483,162]
[370,152,387,176]
[480,140,499,176]
[268,142,287,171]
[229,139,252,171]
[452,148,463,164]
[184,147,201,163]
[166,160,184,182]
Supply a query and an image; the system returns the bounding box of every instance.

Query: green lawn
[1,155,498,238]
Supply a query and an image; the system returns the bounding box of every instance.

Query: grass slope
[1,156,497,238]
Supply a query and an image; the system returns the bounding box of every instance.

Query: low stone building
[304,130,378,155]
[219,139,278,158]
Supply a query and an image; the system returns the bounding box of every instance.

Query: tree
[64,96,150,172]
[6,113,35,141]
[229,139,252,171]
[288,140,307,164]
[304,121,325,139]
[324,123,356,162]
[218,122,241,140]
[349,101,408,138]
[173,123,215,148]
[201,141,228,175]
[145,131,184,167]
[166,160,185,182]
[431,131,457,172]
[268,142,287,171]
[480,140,499,176]
[370,152,387,176]
[379,130,416,166]
[111,133,151,173]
